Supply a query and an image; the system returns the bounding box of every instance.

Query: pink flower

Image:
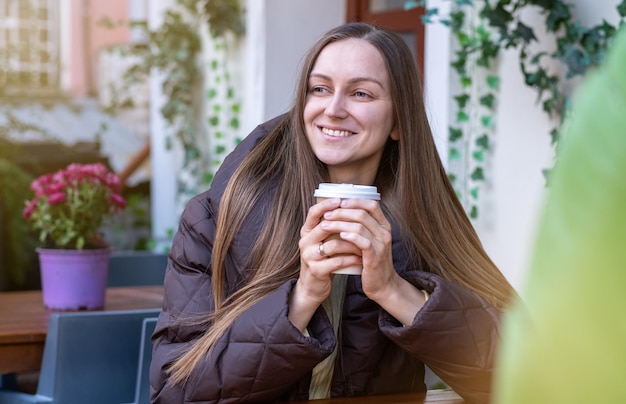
[23,162,128,249]
[47,192,67,205]
[109,193,127,209]
[22,199,38,219]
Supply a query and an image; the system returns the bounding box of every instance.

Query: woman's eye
[311,86,327,94]
[355,91,370,99]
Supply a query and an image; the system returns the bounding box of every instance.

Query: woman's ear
[390,127,399,141]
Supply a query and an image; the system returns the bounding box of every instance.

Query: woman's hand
[320,198,396,298]
[288,197,362,332]
[321,199,427,326]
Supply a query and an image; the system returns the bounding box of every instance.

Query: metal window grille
[0,0,59,90]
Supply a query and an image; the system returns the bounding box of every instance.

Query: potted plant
[23,162,127,310]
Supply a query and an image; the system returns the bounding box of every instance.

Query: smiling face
[303,38,397,185]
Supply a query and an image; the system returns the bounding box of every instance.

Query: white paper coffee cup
[314,183,380,275]
[314,183,381,201]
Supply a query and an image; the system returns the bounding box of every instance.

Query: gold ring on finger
[318,242,328,258]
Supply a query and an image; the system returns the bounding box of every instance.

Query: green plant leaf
[470,167,485,181]
[470,187,479,200]
[449,127,463,142]
[480,115,494,128]
[546,1,571,32]
[486,75,500,89]
[449,147,461,160]
[404,0,422,10]
[449,10,465,31]
[421,7,439,24]
[476,134,490,150]
[469,205,478,219]
[619,0,626,17]
[457,111,470,122]
[472,150,484,162]
[455,94,470,108]
[479,93,495,109]
[513,21,537,44]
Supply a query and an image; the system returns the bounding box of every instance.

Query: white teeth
[322,127,352,137]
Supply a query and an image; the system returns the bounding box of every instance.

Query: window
[0,0,59,92]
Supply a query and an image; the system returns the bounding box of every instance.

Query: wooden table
[0,286,163,374]
[294,389,464,403]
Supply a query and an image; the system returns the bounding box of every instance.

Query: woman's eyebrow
[309,72,384,89]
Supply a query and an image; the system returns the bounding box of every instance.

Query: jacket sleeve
[379,271,501,404]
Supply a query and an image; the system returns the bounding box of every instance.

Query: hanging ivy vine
[409,0,626,218]
[102,0,244,193]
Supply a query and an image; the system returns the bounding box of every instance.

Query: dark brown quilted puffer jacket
[150,115,502,404]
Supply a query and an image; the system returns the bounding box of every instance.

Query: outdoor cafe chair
[0,308,160,404]
[123,317,158,404]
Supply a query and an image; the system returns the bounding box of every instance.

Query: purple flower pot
[37,248,110,310]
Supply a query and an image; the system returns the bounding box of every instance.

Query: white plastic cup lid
[314,183,380,200]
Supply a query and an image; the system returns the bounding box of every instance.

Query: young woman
[151,22,514,404]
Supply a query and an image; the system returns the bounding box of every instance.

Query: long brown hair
[168,22,514,385]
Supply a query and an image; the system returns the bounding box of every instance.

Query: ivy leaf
[449,147,461,160]
[404,0,424,10]
[480,3,513,31]
[619,0,626,17]
[421,8,439,24]
[209,116,219,126]
[550,127,561,145]
[480,115,494,128]
[480,93,495,109]
[563,47,588,77]
[546,1,571,32]
[461,76,472,88]
[457,32,472,47]
[513,21,537,44]
[449,127,463,142]
[486,75,500,89]
[470,187,479,200]
[473,150,485,162]
[449,10,465,31]
[229,117,240,129]
[202,172,214,185]
[471,167,485,181]
[476,134,490,150]
[455,94,470,108]
[530,51,548,64]
[451,57,466,75]
[476,24,490,42]
[469,205,478,219]
[457,111,470,122]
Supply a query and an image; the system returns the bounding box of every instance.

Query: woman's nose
[325,93,348,118]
